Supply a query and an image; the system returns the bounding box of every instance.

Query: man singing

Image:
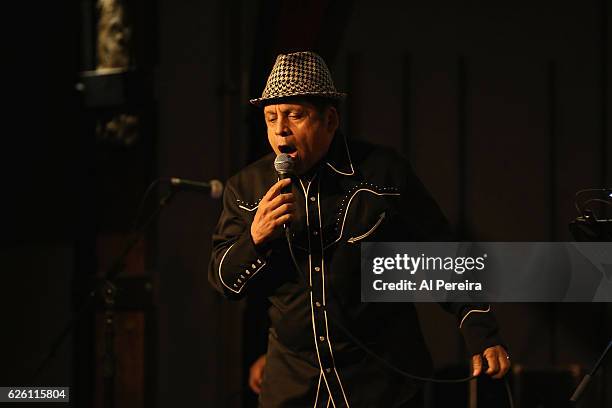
[208,51,509,407]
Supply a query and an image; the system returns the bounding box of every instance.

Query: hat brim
[249,91,347,107]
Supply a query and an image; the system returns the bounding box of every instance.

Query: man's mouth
[279,145,298,157]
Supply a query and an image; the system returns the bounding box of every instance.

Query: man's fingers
[248,355,266,394]
[479,346,511,379]
[275,213,293,226]
[270,203,295,219]
[264,179,292,201]
[484,350,500,375]
[251,191,294,246]
[492,353,511,379]
[248,376,260,394]
[248,367,261,394]
[472,354,482,376]
[268,192,295,209]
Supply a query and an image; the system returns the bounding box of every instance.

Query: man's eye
[289,113,302,119]
[267,117,277,122]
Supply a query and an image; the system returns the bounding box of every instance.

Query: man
[209,51,509,407]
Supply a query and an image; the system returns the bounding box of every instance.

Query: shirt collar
[324,131,355,176]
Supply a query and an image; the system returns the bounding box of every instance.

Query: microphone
[169,177,224,199]
[274,154,294,235]
[274,153,294,194]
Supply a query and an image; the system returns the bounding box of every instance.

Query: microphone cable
[130,178,163,233]
[284,232,515,408]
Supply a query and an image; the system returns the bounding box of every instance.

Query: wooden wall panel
[156,0,245,406]
[467,57,549,240]
[95,311,145,408]
[556,55,602,241]
[411,56,461,227]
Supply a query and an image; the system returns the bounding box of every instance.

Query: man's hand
[472,345,511,379]
[248,355,267,394]
[251,179,295,246]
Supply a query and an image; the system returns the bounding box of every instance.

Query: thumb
[472,354,483,377]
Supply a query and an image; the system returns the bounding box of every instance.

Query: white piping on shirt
[218,242,266,294]
[313,371,322,408]
[324,189,400,250]
[238,204,258,212]
[299,178,314,287]
[459,305,491,329]
[298,177,336,407]
[325,133,355,176]
[326,162,355,176]
[236,197,262,212]
[218,243,238,293]
[347,211,386,243]
[309,292,336,408]
[317,178,351,408]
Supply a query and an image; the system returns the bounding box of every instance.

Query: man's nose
[274,117,290,137]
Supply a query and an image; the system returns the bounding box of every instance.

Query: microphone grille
[274,153,294,174]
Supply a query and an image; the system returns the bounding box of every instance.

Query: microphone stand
[31,189,176,408]
[570,339,612,406]
[568,200,612,406]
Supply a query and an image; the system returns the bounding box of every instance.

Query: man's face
[264,101,337,175]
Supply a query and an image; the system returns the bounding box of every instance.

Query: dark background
[1,0,611,407]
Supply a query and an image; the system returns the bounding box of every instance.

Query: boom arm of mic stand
[570,339,612,405]
[30,189,176,384]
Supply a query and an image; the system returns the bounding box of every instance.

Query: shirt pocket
[347,211,386,244]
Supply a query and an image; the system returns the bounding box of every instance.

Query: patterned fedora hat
[250,51,346,107]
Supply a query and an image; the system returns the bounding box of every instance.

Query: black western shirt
[208,132,503,407]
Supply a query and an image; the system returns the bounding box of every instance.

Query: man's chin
[290,155,305,175]
[293,165,305,176]
[291,160,305,176]
[294,161,319,177]
[275,152,313,176]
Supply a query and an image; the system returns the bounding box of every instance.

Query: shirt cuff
[459,306,506,356]
[218,231,268,295]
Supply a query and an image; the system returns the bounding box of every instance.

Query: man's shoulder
[230,152,275,179]
[348,138,410,174]
[225,152,276,202]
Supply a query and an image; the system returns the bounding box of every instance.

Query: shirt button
[313,230,318,236]
[310,196,316,202]
[315,301,322,307]
[314,266,321,272]
[325,368,332,373]
[319,336,325,342]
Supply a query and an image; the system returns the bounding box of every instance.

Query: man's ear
[326,106,339,133]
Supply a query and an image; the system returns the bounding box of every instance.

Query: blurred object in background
[570,188,612,241]
[97,0,134,69]
[95,0,140,148]
[96,112,140,147]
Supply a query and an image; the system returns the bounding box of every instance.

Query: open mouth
[278,145,297,155]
